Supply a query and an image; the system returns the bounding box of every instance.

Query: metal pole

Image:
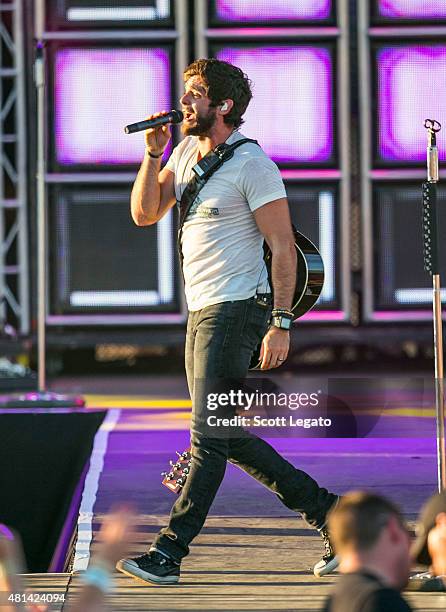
[34,0,46,392]
[15,0,30,335]
[0,3,5,329]
[35,42,46,393]
[422,119,445,491]
[433,274,445,490]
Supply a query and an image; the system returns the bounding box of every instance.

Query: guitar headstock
[161,448,192,494]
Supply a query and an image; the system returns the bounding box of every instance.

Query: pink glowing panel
[55,47,171,165]
[378,0,446,18]
[215,0,331,21]
[377,46,446,162]
[216,47,333,163]
[301,310,346,321]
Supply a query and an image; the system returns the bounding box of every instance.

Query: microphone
[124,110,183,134]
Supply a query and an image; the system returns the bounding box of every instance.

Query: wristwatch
[271,315,292,331]
[270,309,294,331]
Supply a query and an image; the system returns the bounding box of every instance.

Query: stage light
[395,288,446,304]
[376,44,446,163]
[285,183,339,310]
[47,0,173,28]
[53,47,172,167]
[372,183,446,313]
[214,46,334,165]
[376,0,446,19]
[212,0,331,22]
[50,186,178,314]
[317,191,336,304]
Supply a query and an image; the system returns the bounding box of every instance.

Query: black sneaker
[313,527,340,577]
[116,550,180,585]
[407,572,446,592]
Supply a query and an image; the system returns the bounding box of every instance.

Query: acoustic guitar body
[249,229,324,370]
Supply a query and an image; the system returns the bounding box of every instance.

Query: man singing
[116,59,339,584]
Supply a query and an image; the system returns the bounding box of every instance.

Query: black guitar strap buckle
[214,142,234,159]
[192,150,225,181]
[191,141,244,181]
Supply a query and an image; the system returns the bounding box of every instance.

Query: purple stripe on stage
[90,404,438,521]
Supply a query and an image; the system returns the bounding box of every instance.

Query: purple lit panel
[216,47,333,164]
[378,0,446,19]
[377,45,446,162]
[55,48,171,165]
[215,0,331,21]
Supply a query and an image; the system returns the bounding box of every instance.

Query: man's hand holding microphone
[144,111,172,159]
[124,109,183,158]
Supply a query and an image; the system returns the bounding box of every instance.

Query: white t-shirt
[166,131,287,311]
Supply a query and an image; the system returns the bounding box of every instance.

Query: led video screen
[210,0,333,25]
[375,44,446,164]
[47,0,173,28]
[285,183,340,311]
[51,46,173,168]
[373,183,446,311]
[374,0,446,21]
[213,45,335,167]
[49,185,179,314]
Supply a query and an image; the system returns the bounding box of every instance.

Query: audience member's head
[328,491,411,590]
[412,490,446,580]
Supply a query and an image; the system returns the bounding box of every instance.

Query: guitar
[249,227,324,369]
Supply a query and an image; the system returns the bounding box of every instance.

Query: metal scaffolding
[0,0,29,335]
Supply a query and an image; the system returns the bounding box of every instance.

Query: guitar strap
[177,138,259,272]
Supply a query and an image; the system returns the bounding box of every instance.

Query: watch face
[273,316,291,330]
[282,317,292,330]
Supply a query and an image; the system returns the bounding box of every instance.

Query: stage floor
[22,374,446,610]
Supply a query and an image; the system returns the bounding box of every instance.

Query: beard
[181,106,217,136]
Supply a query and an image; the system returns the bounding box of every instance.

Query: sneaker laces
[151,551,170,565]
[320,528,334,560]
[132,551,168,566]
[149,549,181,566]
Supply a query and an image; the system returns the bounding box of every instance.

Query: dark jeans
[153,296,337,562]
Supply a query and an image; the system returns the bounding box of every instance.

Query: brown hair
[183,58,253,129]
[328,491,405,553]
